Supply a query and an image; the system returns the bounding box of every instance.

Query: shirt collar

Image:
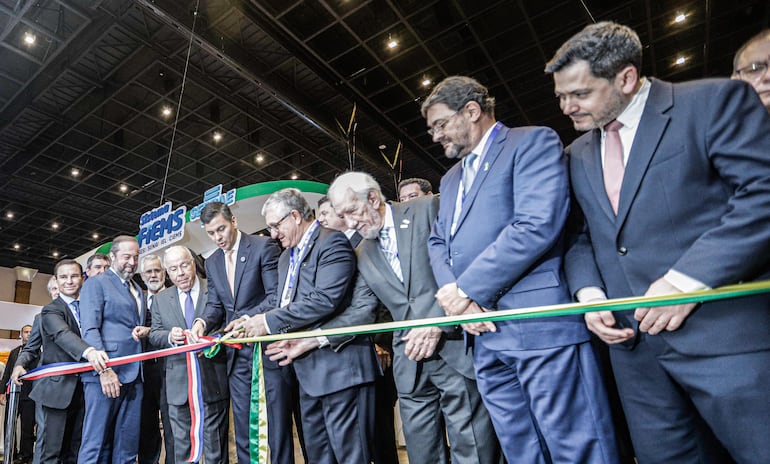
[60,294,75,305]
[468,122,497,159]
[230,230,242,254]
[611,78,651,132]
[110,267,127,284]
[382,204,395,231]
[294,220,319,254]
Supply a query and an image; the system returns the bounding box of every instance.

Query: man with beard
[546,21,770,462]
[137,254,174,464]
[78,235,146,463]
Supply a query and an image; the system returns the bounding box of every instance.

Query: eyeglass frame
[266,211,293,234]
[426,110,460,137]
[734,61,769,80]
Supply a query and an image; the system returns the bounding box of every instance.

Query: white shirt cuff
[82,346,94,360]
[193,318,206,330]
[664,270,711,293]
[263,316,272,335]
[316,336,330,348]
[576,286,608,303]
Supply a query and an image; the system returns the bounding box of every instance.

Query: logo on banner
[189,184,236,222]
[139,202,186,255]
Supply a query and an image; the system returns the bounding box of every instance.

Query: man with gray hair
[239,188,379,463]
[732,29,770,113]
[86,253,110,278]
[547,21,770,463]
[328,172,500,464]
[424,75,618,463]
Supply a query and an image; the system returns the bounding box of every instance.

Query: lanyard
[281,221,319,305]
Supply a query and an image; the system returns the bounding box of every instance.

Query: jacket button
[617,246,627,256]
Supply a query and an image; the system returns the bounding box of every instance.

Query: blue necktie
[72,300,80,319]
[184,291,195,329]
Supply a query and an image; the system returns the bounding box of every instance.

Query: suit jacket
[429,123,589,351]
[27,298,91,409]
[80,270,145,385]
[3,345,31,399]
[264,225,378,397]
[356,197,475,394]
[149,279,228,406]
[201,233,280,372]
[564,78,770,355]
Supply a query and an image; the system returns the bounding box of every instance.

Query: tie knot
[463,153,478,167]
[604,120,623,132]
[379,227,390,241]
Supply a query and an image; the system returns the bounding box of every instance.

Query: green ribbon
[249,342,269,463]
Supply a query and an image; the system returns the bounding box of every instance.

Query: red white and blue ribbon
[186,347,205,463]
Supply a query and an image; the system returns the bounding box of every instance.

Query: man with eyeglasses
[733,29,770,113]
[149,246,229,463]
[187,201,297,464]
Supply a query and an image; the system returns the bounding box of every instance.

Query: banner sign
[189,184,236,222]
[139,201,187,255]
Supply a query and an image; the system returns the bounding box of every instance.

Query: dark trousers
[39,384,84,464]
[372,367,399,464]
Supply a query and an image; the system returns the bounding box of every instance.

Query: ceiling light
[212,131,222,142]
[23,32,36,46]
[387,34,398,49]
[422,78,432,87]
[13,244,20,250]
[92,233,99,240]
[675,56,686,65]
[52,251,60,258]
[119,184,129,193]
[71,167,80,177]
[255,153,265,163]
[674,13,686,23]
[6,211,13,219]
[378,144,387,150]
[52,222,60,230]
[161,106,172,117]
[290,173,299,180]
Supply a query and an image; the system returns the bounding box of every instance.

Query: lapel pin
[240,256,246,262]
[483,161,489,171]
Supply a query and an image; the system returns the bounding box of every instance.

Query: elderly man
[150,246,229,463]
[239,188,379,463]
[547,21,770,463]
[733,29,770,113]
[328,172,500,464]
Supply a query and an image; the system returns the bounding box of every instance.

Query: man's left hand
[402,326,442,361]
[242,314,268,338]
[435,282,472,316]
[635,277,697,335]
[132,325,150,341]
[460,302,497,336]
[223,315,251,339]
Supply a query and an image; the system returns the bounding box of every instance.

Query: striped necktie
[378,227,403,282]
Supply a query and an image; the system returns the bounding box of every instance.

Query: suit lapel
[233,235,250,300]
[455,126,507,231]
[168,290,187,329]
[57,297,80,334]
[361,238,403,289]
[195,279,208,319]
[615,79,672,228]
[290,227,319,302]
[442,165,461,239]
[107,271,140,323]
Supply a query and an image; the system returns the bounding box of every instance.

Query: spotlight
[290,173,299,180]
[387,34,398,49]
[13,243,20,250]
[213,131,222,142]
[5,211,13,219]
[255,153,265,163]
[675,56,686,65]
[119,184,129,193]
[161,106,172,118]
[674,13,686,23]
[52,222,60,230]
[52,251,60,258]
[23,32,36,46]
[71,167,80,177]
[422,78,432,87]
[92,233,99,240]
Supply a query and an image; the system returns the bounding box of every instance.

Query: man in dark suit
[424,76,618,463]
[733,29,770,113]
[11,259,105,464]
[188,202,288,464]
[150,246,229,463]
[546,21,770,463]
[14,315,44,464]
[240,188,378,463]
[2,324,34,463]
[326,172,499,464]
[78,235,146,463]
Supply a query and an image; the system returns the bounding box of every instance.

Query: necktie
[462,153,479,198]
[148,294,155,310]
[184,291,195,329]
[226,250,236,295]
[378,227,403,282]
[603,120,624,214]
[72,300,80,320]
[124,280,139,314]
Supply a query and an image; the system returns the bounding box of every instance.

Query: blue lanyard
[283,220,319,303]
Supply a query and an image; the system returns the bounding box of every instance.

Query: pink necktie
[603,120,624,214]
[226,250,235,295]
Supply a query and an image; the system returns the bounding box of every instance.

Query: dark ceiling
[0,0,768,273]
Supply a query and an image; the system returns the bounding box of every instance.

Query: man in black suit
[1,324,34,464]
[11,259,106,464]
[188,202,289,464]
[242,188,379,463]
[150,246,229,463]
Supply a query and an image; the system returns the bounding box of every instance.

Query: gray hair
[139,254,162,273]
[261,188,313,221]
[328,171,385,206]
[162,246,193,267]
[420,76,496,118]
[733,29,770,72]
[544,21,642,80]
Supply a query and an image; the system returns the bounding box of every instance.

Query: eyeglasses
[166,260,192,275]
[735,61,768,80]
[267,212,293,234]
[427,111,459,136]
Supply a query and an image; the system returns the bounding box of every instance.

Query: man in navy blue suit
[79,235,146,463]
[547,21,770,463]
[425,76,618,463]
[187,202,292,464]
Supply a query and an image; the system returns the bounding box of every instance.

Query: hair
[140,254,162,273]
[733,29,770,72]
[162,246,194,268]
[47,275,57,293]
[54,258,82,276]
[261,188,313,221]
[398,177,432,195]
[421,76,496,118]
[200,201,234,225]
[327,171,385,207]
[110,235,138,257]
[317,195,330,208]
[544,21,642,80]
[86,253,110,269]
[21,324,32,332]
